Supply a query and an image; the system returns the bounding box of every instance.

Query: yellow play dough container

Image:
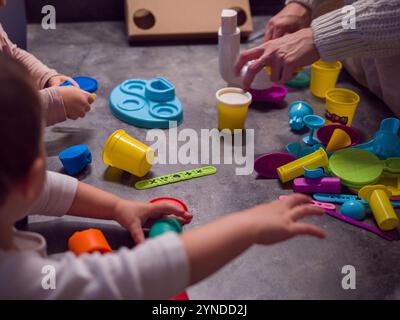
[216,88,252,131]
[325,88,360,126]
[102,129,154,177]
[310,60,343,98]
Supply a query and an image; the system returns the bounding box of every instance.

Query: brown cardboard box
[125,0,253,42]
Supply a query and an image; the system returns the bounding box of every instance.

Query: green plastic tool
[135,166,217,190]
[285,71,311,88]
[328,149,400,188]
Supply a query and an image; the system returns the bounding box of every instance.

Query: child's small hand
[47,75,79,87]
[114,200,193,244]
[244,194,326,245]
[59,86,95,120]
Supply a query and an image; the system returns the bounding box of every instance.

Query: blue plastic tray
[109,77,183,129]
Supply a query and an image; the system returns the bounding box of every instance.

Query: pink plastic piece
[278,195,336,210]
[249,85,288,103]
[317,124,361,147]
[293,177,341,194]
[254,152,297,179]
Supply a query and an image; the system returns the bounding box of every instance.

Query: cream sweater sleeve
[0,233,190,300]
[288,0,400,61]
[29,171,78,217]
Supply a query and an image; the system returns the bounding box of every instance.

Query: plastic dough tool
[325,209,397,241]
[353,117,400,159]
[313,193,400,208]
[135,166,217,190]
[109,77,183,129]
[278,195,336,210]
[328,149,400,188]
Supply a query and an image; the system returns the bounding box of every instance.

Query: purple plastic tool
[325,209,397,241]
[317,124,361,147]
[249,85,288,103]
[254,152,297,179]
[293,177,341,194]
[279,195,336,210]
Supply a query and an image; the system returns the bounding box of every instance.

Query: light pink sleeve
[0,24,59,90]
[38,87,67,126]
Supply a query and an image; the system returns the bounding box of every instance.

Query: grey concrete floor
[26,17,400,299]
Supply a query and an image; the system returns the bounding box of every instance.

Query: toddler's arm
[17,194,324,299]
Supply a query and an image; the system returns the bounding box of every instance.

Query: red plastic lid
[149,197,188,212]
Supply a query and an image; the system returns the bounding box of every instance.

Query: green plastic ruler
[135,166,217,190]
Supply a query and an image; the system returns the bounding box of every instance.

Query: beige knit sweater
[286,0,400,117]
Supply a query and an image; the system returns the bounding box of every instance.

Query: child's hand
[59,86,95,120]
[114,200,193,244]
[47,75,79,87]
[244,194,326,246]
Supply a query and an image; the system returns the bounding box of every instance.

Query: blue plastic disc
[61,76,98,93]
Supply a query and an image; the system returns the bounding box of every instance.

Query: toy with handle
[313,193,400,207]
[149,197,190,301]
[353,118,400,159]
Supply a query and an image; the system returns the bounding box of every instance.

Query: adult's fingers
[272,27,285,40]
[290,223,326,239]
[234,46,264,77]
[290,204,324,221]
[242,54,272,91]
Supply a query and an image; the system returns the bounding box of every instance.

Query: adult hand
[235,28,320,90]
[265,2,312,41]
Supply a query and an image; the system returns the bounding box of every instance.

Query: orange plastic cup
[68,229,112,256]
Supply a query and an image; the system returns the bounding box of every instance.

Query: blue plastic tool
[353,118,400,160]
[303,115,325,146]
[288,101,314,131]
[340,200,367,221]
[286,142,325,159]
[59,144,92,176]
[313,193,400,208]
[303,167,325,179]
[109,77,183,129]
[61,76,98,93]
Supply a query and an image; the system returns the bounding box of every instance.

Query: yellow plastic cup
[310,60,343,98]
[277,148,329,183]
[216,88,252,131]
[102,129,154,177]
[359,185,399,231]
[325,88,360,126]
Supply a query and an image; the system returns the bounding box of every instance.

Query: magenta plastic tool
[325,209,397,241]
[293,177,341,194]
[254,152,297,179]
[317,124,361,147]
[279,195,336,210]
[249,85,288,104]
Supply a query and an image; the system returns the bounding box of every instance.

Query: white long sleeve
[0,233,190,299]
[29,171,78,217]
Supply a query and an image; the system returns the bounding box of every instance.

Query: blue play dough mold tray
[109,77,183,129]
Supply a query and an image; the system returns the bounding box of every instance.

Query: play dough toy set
[255,117,400,240]
[56,9,399,251]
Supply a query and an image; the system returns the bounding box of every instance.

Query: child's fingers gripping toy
[68,197,191,300]
[149,197,190,301]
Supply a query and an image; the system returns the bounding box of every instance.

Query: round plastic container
[216,88,252,131]
[68,229,112,256]
[103,129,154,177]
[310,60,343,98]
[325,88,360,126]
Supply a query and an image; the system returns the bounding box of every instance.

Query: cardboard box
[125,0,253,42]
